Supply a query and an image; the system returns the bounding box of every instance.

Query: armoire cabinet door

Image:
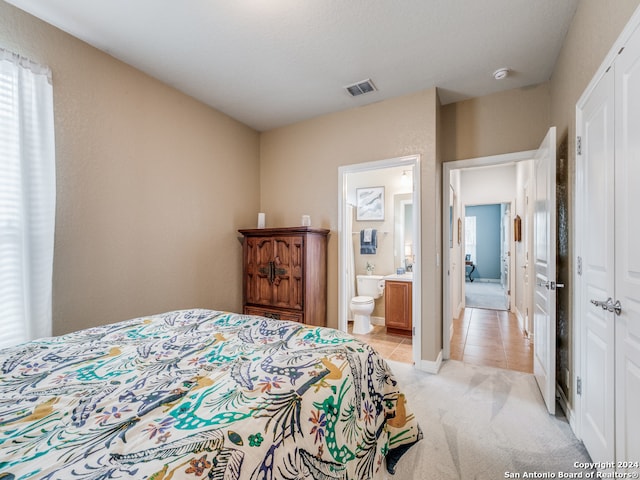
[271,236,303,310]
[244,235,303,310]
[244,236,273,306]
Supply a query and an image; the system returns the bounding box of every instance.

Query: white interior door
[614,25,640,463]
[502,206,511,309]
[532,126,557,415]
[579,68,616,464]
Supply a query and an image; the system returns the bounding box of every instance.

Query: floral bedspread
[0,309,421,479]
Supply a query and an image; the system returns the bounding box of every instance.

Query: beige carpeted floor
[385,360,592,480]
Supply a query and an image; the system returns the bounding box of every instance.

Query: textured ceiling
[6,0,579,131]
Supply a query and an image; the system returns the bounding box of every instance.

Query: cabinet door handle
[268,261,275,284]
[258,262,276,283]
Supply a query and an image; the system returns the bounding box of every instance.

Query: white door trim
[338,154,422,367]
[442,150,536,360]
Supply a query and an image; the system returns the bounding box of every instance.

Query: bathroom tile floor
[347,324,413,364]
[450,307,533,373]
[348,307,533,374]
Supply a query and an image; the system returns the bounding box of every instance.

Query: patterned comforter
[0,309,421,479]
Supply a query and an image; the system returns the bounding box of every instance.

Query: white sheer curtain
[0,49,56,349]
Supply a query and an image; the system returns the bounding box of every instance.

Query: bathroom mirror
[393,193,413,270]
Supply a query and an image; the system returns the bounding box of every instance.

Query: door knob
[590,297,612,310]
[590,297,622,315]
[612,299,622,316]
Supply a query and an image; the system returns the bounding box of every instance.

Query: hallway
[450,307,533,373]
[349,306,532,374]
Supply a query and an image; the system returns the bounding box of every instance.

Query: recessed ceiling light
[493,68,510,80]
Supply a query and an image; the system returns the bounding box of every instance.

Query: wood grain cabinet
[238,227,329,326]
[384,280,412,336]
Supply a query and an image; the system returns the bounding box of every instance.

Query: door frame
[573,4,640,441]
[442,150,535,359]
[338,154,422,366]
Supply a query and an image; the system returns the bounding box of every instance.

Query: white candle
[301,215,311,226]
[257,212,265,229]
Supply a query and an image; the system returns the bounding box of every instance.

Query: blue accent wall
[466,204,501,279]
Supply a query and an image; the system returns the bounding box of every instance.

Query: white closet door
[614,23,640,464]
[579,68,616,465]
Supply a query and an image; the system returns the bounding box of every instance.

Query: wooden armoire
[238,227,329,326]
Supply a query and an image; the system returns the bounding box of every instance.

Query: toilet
[350,274,385,334]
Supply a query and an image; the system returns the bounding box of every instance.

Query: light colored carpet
[465,281,508,310]
[385,360,592,480]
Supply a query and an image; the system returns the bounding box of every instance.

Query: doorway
[442,151,537,371]
[463,202,511,311]
[338,155,421,366]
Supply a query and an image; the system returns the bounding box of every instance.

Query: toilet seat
[351,295,374,305]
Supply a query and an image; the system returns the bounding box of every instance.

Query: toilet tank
[356,275,385,299]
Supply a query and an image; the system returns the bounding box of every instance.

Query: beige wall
[1,1,261,335]
[550,0,640,141]
[260,88,442,362]
[441,83,551,162]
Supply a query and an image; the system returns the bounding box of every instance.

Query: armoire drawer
[244,305,303,324]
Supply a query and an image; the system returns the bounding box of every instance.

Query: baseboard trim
[515,307,526,331]
[417,350,443,374]
[454,301,463,320]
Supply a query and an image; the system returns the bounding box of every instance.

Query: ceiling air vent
[345,79,377,97]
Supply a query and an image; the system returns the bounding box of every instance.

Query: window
[465,216,477,263]
[0,49,55,349]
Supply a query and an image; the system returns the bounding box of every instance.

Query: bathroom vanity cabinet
[239,226,329,326]
[384,279,412,336]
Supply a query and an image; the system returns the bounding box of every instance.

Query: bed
[0,309,421,479]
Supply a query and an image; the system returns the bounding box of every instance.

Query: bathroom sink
[384,272,413,282]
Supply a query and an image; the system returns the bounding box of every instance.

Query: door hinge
[577,376,582,396]
[412,326,415,336]
[577,136,582,155]
[577,256,583,276]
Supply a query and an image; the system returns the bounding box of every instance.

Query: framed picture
[356,186,384,221]
[514,215,522,242]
